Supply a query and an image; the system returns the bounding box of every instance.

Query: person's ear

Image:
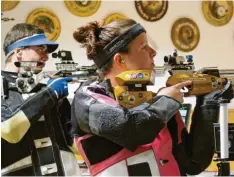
[113,53,126,69]
[15,49,23,61]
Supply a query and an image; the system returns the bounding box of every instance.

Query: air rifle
[163,50,234,96]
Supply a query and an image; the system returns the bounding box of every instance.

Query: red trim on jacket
[74,113,185,176]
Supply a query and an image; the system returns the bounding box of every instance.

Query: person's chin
[150,64,155,70]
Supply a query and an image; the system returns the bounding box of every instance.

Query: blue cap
[6,34,58,56]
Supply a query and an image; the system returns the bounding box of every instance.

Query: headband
[94,23,146,68]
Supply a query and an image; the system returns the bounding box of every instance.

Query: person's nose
[41,54,48,62]
[149,46,156,59]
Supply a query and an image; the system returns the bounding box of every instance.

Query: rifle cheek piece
[114,70,155,108]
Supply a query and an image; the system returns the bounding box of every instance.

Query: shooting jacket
[1,71,80,176]
[71,80,220,176]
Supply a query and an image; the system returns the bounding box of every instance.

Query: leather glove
[195,90,222,122]
[47,77,73,100]
[198,90,221,107]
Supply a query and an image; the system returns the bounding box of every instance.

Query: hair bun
[89,22,102,40]
[73,25,90,44]
[73,21,101,45]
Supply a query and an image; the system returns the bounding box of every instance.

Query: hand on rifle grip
[158,81,192,104]
[47,77,73,99]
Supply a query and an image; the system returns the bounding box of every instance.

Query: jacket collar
[1,70,18,84]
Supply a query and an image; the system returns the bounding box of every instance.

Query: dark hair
[73,19,137,76]
[3,23,44,56]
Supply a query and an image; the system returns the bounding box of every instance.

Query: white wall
[1,0,234,108]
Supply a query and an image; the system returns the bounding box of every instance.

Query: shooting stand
[213,82,234,176]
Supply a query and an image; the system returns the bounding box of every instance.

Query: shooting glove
[47,77,73,100]
[195,90,222,122]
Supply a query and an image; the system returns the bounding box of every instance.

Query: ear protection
[120,58,125,64]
